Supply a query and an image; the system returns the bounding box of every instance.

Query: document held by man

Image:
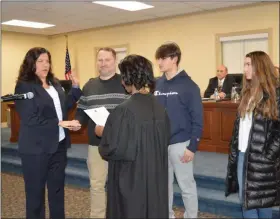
[84,106,110,126]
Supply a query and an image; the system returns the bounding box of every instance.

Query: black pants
[20,140,67,219]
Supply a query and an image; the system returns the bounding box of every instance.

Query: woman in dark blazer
[14,47,82,219]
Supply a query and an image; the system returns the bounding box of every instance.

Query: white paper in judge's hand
[84,107,110,126]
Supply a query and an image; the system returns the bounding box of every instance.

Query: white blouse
[45,85,65,142]
[238,111,253,152]
[238,95,264,152]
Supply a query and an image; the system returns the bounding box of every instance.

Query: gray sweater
[75,74,128,146]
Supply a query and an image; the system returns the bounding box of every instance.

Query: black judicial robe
[99,93,170,219]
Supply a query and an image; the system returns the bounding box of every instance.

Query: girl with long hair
[226,51,280,219]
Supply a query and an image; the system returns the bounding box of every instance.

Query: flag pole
[65,35,68,48]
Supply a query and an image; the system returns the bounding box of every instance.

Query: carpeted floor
[1,173,229,218]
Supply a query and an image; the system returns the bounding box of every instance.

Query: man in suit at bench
[204,65,235,99]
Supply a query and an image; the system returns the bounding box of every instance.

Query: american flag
[65,46,71,80]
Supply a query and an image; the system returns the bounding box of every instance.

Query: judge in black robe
[99,55,170,219]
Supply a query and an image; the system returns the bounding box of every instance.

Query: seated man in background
[204,65,234,99]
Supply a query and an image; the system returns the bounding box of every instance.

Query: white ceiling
[1,0,260,36]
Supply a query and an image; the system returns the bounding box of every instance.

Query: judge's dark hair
[17,47,58,85]
[118,55,155,93]
[155,42,181,65]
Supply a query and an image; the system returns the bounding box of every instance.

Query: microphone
[1,92,34,102]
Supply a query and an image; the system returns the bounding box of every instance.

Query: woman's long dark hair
[118,55,155,93]
[17,47,58,85]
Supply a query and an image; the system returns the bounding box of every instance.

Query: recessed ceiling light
[1,19,55,29]
[93,1,154,11]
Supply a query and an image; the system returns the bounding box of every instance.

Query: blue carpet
[1,128,279,218]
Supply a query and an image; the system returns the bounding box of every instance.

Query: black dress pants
[20,140,67,219]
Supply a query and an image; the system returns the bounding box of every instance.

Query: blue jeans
[237,152,273,219]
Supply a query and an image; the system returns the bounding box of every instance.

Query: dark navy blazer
[14,80,82,154]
